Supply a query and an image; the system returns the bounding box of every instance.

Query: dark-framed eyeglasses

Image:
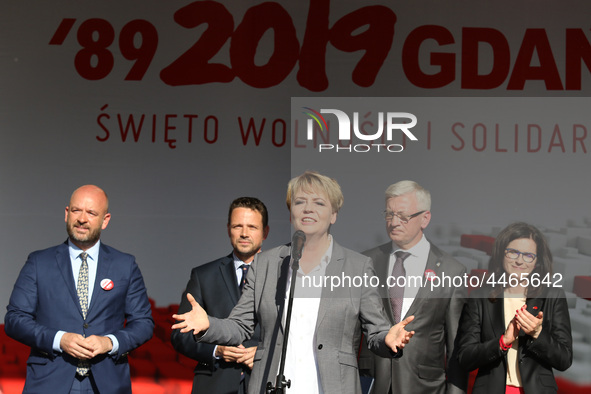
[383,210,426,224]
[505,248,537,264]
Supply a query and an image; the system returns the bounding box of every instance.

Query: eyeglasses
[504,248,537,263]
[383,210,426,224]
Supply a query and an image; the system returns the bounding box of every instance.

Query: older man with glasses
[359,180,468,394]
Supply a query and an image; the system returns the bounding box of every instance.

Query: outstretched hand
[171,293,210,335]
[385,315,415,353]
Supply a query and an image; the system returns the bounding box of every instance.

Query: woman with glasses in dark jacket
[457,222,572,394]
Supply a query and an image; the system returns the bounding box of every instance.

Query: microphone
[290,230,306,261]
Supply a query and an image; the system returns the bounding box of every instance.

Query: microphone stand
[266,254,300,394]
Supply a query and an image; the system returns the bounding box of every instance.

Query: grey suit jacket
[359,241,468,394]
[200,241,396,394]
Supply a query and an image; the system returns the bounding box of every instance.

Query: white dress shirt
[281,236,333,394]
[213,254,251,359]
[53,240,119,354]
[232,253,252,285]
[389,234,431,320]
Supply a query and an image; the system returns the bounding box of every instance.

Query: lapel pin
[100,278,114,291]
[424,269,437,281]
[436,262,441,267]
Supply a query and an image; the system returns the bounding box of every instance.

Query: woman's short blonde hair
[286,171,344,213]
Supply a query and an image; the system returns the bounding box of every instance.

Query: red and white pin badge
[424,269,437,281]
[100,278,114,291]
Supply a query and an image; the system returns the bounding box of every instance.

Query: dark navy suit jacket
[171,253,261,394]
[5,241,154,394]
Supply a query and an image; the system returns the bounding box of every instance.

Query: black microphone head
[292,230,306,244]
[291,230,306,261]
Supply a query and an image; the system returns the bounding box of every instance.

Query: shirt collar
[299,235,333,275]
[320,235,334,268]
[392,233,429,258]
[320,234,334,269]
[68,239,101,262]
[232,252,251,270]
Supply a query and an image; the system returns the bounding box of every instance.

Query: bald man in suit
[5,185,153,393]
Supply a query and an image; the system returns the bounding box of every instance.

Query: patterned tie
[76,252,90,376]
[389,251,411,324]
[239,264,249,293]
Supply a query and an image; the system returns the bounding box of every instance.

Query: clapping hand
[515,304,543,337]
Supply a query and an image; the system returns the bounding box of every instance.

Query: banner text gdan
[50,0,591,91]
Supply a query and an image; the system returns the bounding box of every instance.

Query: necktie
[239,264,249,293]
[76,252,90,376]
[238,265,249,387]
[389,251,411,324]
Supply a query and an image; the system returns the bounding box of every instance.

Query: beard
[67,221,101,248]
[233,243,256,260]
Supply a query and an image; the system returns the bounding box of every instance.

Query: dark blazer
[457,286,573,393]
[171,254,261,394]
[359,241,468,394]
[5,241,154,394]
[199,241,398,394]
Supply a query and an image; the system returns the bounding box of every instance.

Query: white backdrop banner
[1,0,590,319]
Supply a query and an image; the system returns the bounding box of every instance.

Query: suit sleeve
[445,265,469,394]
[457,297,505,372]
[201,257,258,346]
[171,268,217,364]
[525,294,573,371]
[358,256,398,359]
[111,259,154,358]
[5,255,58,356]
[357,332,376,375]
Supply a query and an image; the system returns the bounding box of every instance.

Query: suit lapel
[264,247,291,382]
[56,242,82,316]
[487,296,506,338]
[220,255,240,304]
[275,254,291,316]
[374,244,395,323]
[262,250,291,340]
[87,243,113,317]
[316,242,346,329]
[404,244,441,319]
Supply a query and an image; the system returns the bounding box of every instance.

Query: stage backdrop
[1,0,590,328]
